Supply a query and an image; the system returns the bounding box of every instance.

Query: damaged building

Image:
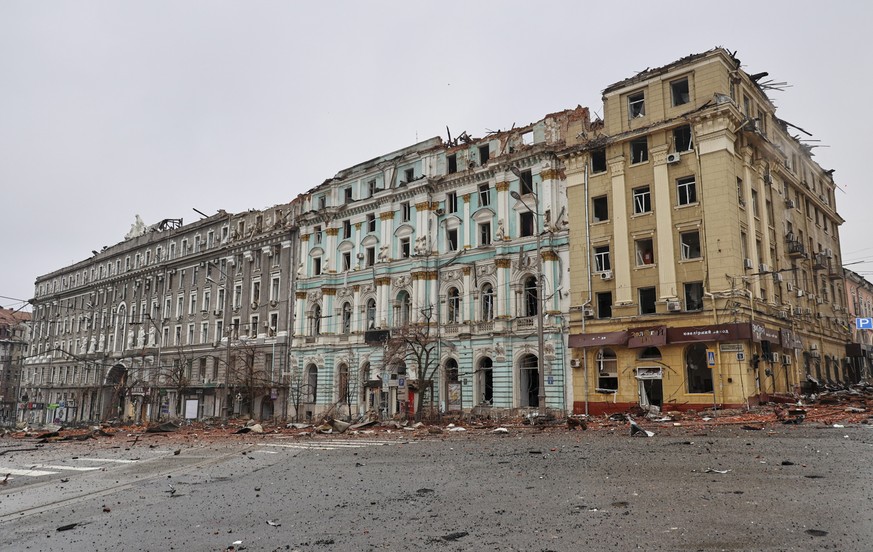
[563,48,852,414]
[0,308,30,424]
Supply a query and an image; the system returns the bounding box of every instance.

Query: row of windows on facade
[39,228,282,297]
[591,175,698,223]
[593,230,703,272]
[590,126,694,173]
[305,279,542,336]
[593,282,705,319]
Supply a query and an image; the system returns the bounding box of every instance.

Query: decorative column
[608,157,632,304]
[651,146,678,301]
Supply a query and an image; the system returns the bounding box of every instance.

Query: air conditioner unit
[744,258,753,270]
[804,308,812,315]
[786,282,794,292]
[773,272,783,283]
[785,232,796,242]
[782,354,792,365]
[667,300,682,312]
[763,172,773,185]
[825,248,833,259]
[570,359,581,368]
[793,307,804,316]
[666,152,681,164]
[759,263,770,273]
[796,289,804,298]
[784,199,795,209]
[816,297,824,305]
[600,271,613,281]
[582,308,595,318]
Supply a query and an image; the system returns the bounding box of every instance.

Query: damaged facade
[564,48,852,414]
[17,48,857,424]
[23,206,299,425]
[292,109,584,420]
[844,269,873,380]
[0,308,30,423]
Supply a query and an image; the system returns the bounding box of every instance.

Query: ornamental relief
[475,264,496,277]
[337,286,354,298]
[393,275,411,289]
[307,290,323,302]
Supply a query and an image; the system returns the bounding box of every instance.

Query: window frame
[633,186,652,214]
[676,176,697,206]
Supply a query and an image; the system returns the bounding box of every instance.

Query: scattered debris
[442,531,469,542]
[491,427,509,434]
[704,468,731,474]
[567,417,588,430]
[805,529,828,537]
[266,519,281,527]
[741,425,764,431]
[629,417,654,437]
[146,422,179,433]
[56,523,78,532]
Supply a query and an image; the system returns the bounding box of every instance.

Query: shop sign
[667,323,750,344]
[47,403,59,410]
[628,326,667,348]
[635,367,663,380]
[719,344,743,352]
[751,322,780,343]
[569,331,628,348]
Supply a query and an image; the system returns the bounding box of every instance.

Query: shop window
[686,343,713,393]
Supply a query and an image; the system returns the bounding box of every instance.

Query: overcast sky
[2,1,870,311]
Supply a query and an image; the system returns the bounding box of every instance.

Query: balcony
[786,241,805,258]
[812,253,828,270]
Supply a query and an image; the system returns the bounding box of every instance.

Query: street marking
[253,450,278,454]
[75,458,138,463]
[34,465,101,471]
[0,468,58,477]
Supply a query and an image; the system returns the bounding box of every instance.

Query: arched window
[447,287,460,323]
[477,357,494,404]
[596,348,618,390]
[685,343,712,393]
[524,276,538,317]
[481,283,494,321]
[341,302,352,334]
[638,347,662,361]
[366,298,376,329]
[396,291,411,326]
[336,364,350,404]
[519,353,539,408]
[310,305,321,336]
[305,364,318,403]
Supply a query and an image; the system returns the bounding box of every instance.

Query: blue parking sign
[857,318,873,330]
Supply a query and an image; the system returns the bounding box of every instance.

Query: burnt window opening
[447,154,458,174]
[591,149,607,173]
[639,287,657,315]
[519,211,535,237]
[404,168,415,183]
[478,145,490,165]
[638,347,662,360]
[631,137,649,164]
[684,282,704,311]
[519,169,534,195]
[628,91,646,118]
[596,292,613,319]
[674,125,693,152]
[596,348,618,390]
[671,78,690,106]
[592,196,609,222]
[686,343,713,393]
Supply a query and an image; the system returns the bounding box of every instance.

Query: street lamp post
[510,174,547,416]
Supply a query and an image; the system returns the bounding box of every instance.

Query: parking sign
[857,318,873,330]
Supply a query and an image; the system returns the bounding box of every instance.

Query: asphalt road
[1,423,872,551]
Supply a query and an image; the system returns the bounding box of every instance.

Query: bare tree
[225,341,273,419]
[155,345,196,419]
[382,322,441,421]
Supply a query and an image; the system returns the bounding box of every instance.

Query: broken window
[312,257,322,276]
[400,237,410,258]
[478,357,494,404]
[341,302,351,334]
[633,186,651,214]
[368,179,378,196]
[635,238,654,266]
[366,213,376,233]
[751,189,760,217]
[630,137,648,164]
[737,177,745,207]
[628,91,646,119]
[366,298,376,329]
[447,191,458,214]
[479,183,490,206]
[446,228,458,251]
[401,202,411,222]
[684,282,704,311]
[591,149,607,173]
[447,154,457,174]
[674,125,693,152]
[342,219,351,239]
[596,348,618,390]
[680,231,701,260]
[677,176,697,205]
[519,211,534,237]
[344,187,353,203]
[478,145,490,165]
[314,225,322,244]
[671,78,690,106]
[318,195,326,209]
[404,168,414,182]
[686,343,713,393]
[596,292,613,319]
[639,287,657,315]
[592,196,609,222]
[366,246,375,267]
[342,251,351,272]
[481,283,494,321]
[594,245,611,272]
[519,169,533,195]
